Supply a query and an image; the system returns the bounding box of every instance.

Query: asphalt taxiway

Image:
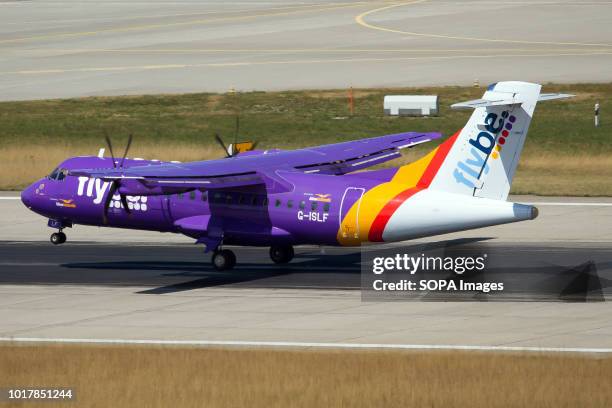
[1,194,612,348]
[1,0,611,100]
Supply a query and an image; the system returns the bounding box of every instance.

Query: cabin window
[262,197,269,206]
[311,202,318,211]
[213,192,222,203]
[323,203,330,213]
[225,194,233,204]
[189,191,196,200]
[299,201,305,210]
[178,193,183,199]
[287,200,293,209]
[275,199,281,207]
[250,195,257,206]
[202,192,208,202]
[238,195,246,205]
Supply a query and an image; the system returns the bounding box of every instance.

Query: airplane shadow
[61,238,490,294]
[57,237,612,302]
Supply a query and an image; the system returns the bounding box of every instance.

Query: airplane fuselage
[21,155,536,249]
[21,157,379,247]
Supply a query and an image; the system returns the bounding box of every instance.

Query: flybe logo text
[453,110,510,189]
[76,177,148,211]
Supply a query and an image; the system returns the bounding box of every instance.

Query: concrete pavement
[1,0,611,100]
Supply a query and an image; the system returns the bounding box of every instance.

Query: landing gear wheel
[212,249,236,271]
[50,232,66,245]
[269,245,294,264]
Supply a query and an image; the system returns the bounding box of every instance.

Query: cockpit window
[48,167,67,181]
[48,167,60,180]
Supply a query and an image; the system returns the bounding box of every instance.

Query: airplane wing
[293,131,440,174]
[70,131,440,195]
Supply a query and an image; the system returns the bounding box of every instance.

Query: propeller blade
[120,134,133,168]
[102,181,118,224]
[104,133,117,168]
[234,115,239,146]
[214,133,231,158]
[120,193,131,214]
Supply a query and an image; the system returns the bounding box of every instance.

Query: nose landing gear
[47,220,71,245]
[50,231,67,245]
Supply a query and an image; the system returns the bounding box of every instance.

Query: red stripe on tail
[367,131,460,242]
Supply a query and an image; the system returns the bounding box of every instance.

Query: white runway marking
[1,337,611,353]
[524,202,612,206]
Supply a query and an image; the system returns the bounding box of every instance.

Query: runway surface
[1,194,612,348]
[1,0,611,100]
[1,242,612,347]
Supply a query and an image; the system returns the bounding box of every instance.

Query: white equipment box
[384,95,438,116]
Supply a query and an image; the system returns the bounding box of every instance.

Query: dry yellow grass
[0,143,220,190]
[513,153,612,196]
[1,344,611,408]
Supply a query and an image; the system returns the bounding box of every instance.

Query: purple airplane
[21,82,570,270]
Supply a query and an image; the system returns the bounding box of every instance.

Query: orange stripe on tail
[367,132,459,242]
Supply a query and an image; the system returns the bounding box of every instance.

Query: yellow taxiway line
[355,1,612,48]
[0,1,373,45]
[2,51,611,76]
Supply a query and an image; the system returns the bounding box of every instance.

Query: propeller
[104,132,117,168]
[234,115,239,147]
[120,134,133,168]
[232,115,260,151]
[214,133,231,158]
[215,118,258,158]
[102,134,133,224]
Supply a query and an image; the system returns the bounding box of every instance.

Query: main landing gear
[269,245,294,264]
[211,249,236,271]
[50,231,67,245]
[210,245,295,271]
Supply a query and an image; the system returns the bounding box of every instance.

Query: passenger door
[339,187,365,239]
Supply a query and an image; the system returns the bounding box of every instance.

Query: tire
[225,250,236,269]
[57,232,67,244]
[212,249,236,271]
[50,233,64,245]
[269,245,294,264]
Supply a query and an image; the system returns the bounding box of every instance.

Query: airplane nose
[21,184,35,208]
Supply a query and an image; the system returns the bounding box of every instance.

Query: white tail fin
[429,81,571,201]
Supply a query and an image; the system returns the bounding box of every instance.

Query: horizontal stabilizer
[451,97,520,110]
[537,93,575,102]
[452,91,573,110]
